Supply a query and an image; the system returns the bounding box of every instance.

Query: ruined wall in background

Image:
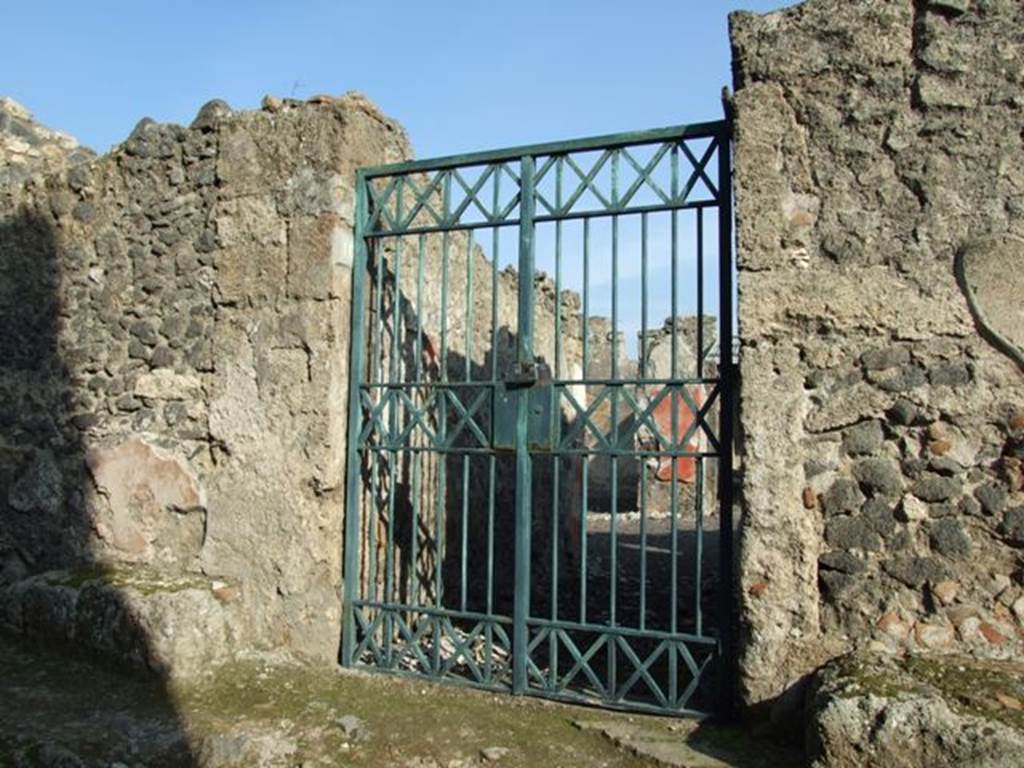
[731,0,1024,708]
[0,94,410,675]
[0,97,95,187]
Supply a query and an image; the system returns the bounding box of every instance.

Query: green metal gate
[342,120,735,716]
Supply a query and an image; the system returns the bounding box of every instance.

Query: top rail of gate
[357,121,729,237]
[360,121,726,178]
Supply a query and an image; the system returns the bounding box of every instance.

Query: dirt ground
[0,634,802,768]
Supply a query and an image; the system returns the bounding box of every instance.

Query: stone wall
[0,97,95,187]
[0,93,410,673]
[731,0,1024,709]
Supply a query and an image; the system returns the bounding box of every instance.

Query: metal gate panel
[342,121,735,716]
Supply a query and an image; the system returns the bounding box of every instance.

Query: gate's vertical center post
[512,154,536,695]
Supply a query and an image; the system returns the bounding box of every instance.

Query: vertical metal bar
[460,230,475,613]
[411,233,426,604]
[694,209,705,639]
[367,183,387,612]
[512,154,536,695]
[342,171,370,667]
[639,212,649,632]
[465,230,475,380]
[384,195,404,668]
[697,208,705,377]
[668,166,680,704]
[609,212,619,698]
[715,126,737,720]
[487,178,500,681]
[579,217,590,624]
[434,181,451,675]
[550,206,563,690]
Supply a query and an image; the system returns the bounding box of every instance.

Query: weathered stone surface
[929,518,973,560]
[0,93,414,678]
[1,568,237,680]
[883,556,949,589]
[85,438,204,563]
[958,235,1024,369]
[732,0,1024,707]
[842,420,884,455]
[808,652,1024,768]
[1001,507,1024,546]
[0,97,95,187]
[913,473,962,503]
[822,478,865,517]
[853,458,904,497]
[825,516,881,553]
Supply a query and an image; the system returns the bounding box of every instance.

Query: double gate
[342,120,735,716]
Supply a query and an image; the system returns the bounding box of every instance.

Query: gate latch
[505,361,552,389]
[493,361,557,450]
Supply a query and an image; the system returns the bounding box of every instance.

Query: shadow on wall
[0,209,199,764]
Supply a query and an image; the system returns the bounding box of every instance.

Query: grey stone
[1000,507,1024,546]
[959,494,982,517]
[149,346,176,369]
[883,556,950,588]
[127,339,149,360]
[809,651,1024,768]
[928,362,971,387]
[819,570,855,599]
[114,395,143,412]
[66,165,92,192]
[870,365,927,393]
[7,450,62,515]
[974,481,1008,516]
[819,550,867,575]
[912,473,962,502]
[861,346,909,371]
[842,420,885,455]
[822,478,866,516]
[927,456,962,476]
[862,497,898,538]
[129,320,159,346]
[901,457,928,479]
[927,502,957,518]
[928,0,968,13]
[853,457,904,497]
[888,399,920,426]
[929,518,972,559]
[335,714,365,740]
[71,202,96,223]
[481,747,510,762]
[825,516,882,552]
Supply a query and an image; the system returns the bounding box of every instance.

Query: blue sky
[3,1,784,158]
[4,0,787,356]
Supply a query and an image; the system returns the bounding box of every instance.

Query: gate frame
[341,118,737,717]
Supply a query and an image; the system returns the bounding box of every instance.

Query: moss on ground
[0,633,662,767]
[903,655,1024,733]
[830,651,1024,733]
[0,630,804,767]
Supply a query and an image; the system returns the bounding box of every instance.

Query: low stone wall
[731,0,1024,709]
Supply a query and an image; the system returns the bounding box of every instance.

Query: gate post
[512,155,536,695]
[341,169,370,667]
[715,119,738,720]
